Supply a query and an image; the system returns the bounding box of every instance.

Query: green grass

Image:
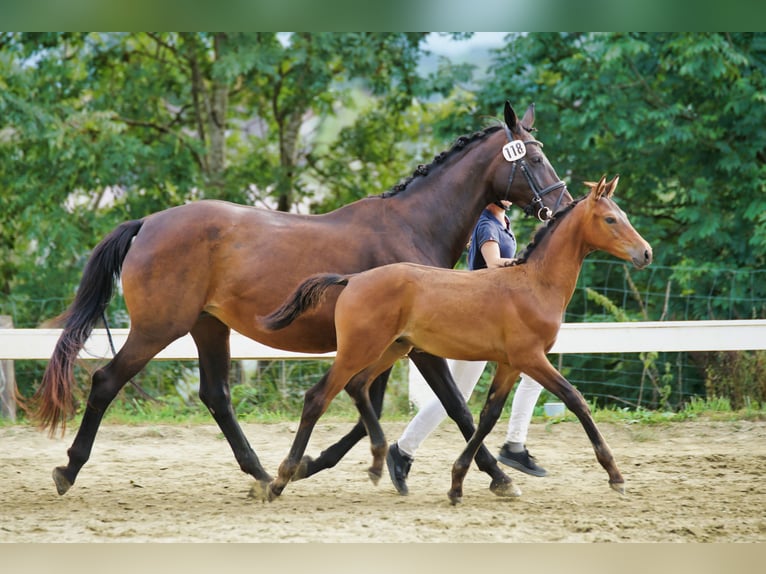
[4,393,762,431]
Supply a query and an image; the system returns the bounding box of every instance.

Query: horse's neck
[391,141,500,268]
[526,209,591,311]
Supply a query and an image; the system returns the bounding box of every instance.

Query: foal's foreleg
[448,365,517,505]
[524,357,624,493]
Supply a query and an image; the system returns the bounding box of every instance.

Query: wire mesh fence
[3,259,765,412]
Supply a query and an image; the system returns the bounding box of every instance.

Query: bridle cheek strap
[503,139,568,222]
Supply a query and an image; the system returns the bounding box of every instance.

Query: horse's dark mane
[512,195,586,265]
[379,125,504,198]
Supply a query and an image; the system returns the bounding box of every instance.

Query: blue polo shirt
[467,209,517,270]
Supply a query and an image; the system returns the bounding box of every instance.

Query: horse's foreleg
[292,369,390,481]
[191,315,272,485]
[409,352,517,497]
[448,365,517,505]
[524,357,624,493]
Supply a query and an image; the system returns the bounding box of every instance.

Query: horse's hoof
[52,467,72,496]
[489,478,522,498]
[610,481,626,495]
[367,467,382,486]
[291,456,313,482]
[448,490,463,506]
[247,480,273,502]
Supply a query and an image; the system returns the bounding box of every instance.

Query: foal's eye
[605,216,617,224]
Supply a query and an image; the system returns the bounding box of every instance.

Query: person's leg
[397,359,486,456]
[497,373,548,477]
[387,360,486,494]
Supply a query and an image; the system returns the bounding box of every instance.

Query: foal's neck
[525,208,591,311]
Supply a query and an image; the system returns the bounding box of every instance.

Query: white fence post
[0,315,17,421]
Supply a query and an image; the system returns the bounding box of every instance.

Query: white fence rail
[1,320,765,361]
[2,320,765,418]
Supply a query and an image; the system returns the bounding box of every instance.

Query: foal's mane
[513,195,586,264]
[379,125,504,198]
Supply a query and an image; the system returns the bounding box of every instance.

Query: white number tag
[502,141,527,162]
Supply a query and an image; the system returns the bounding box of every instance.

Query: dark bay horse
[35,101,571,498]
[256,176,652,503]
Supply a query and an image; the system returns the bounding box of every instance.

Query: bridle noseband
[502,127,568,222]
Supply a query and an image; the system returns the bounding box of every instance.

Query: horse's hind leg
[52,334,169,495]
[292,369,390,481]
[191,314,272,484]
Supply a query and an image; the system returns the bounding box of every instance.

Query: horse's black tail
[34,219,144,436]
[259,273,349,331]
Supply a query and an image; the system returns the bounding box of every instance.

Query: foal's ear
[504,101,520,134]
[585,175,608,200]
[605,175,619,198]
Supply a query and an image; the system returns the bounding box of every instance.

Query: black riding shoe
[497,443,547,477]
[386,442,414,495]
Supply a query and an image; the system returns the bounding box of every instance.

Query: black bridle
[501,128,568,221]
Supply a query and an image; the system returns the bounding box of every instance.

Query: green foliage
[3,32,765,414]
[478,33,766,320]
[704,351,766,409]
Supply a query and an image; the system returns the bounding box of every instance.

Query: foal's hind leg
[292,369,391,481]
[51,334,171,495]
[263,347,404,501]
[343,352,408,485]
[191,314,272,486]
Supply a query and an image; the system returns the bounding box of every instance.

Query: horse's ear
[520,102,536,131]
[605,175,619,198]
[504,101,520,134]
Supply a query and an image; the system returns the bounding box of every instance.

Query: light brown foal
[258,175,652,504]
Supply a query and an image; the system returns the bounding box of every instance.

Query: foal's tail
[34,219,144,436]
[259,273,349,331]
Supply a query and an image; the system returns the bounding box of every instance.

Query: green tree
[0,32,477,399]
[478,32,766,321]
[475,32,766,408]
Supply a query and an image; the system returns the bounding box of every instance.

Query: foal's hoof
[247,480,276,502]
[489,477,522,498]
[291,456,313,482]
[52,467,72,496]
[610,481,626,495]
[367,466,382,486]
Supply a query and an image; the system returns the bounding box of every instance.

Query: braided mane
[379,126,503,198]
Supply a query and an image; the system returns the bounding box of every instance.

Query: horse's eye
[605,216,616,224]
